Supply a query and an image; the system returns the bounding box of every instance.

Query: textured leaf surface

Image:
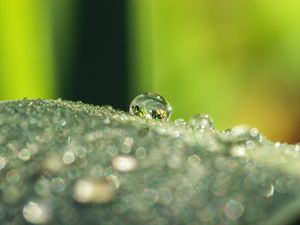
[0,99,299,225]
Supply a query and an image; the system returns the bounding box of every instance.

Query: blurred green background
[0,0,299,143]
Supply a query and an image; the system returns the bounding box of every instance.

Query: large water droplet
[129,93,172,122]
[188,114,214,130]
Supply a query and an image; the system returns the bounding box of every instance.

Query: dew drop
[226,125,261,143]
[274,142,281,148]
[122,137,134,153]
[275,178,290,193]
[18,149,31,161]
[189,114,214,130]
[59,119,66,126]
[250,128,259,137]
[231,144,247,157]
[224,199,245,220]
[142,188,159,206]
[174,118,186,126]
[129,93,172,122]
[23,202,51,224]
[50,177,65,193]
[135,146,147,159]
[6,169,20,184]
[34,179,50,197]
[42,154,64,172]
[73,146,87,158]
[123,137,134,148]
[245,140,256,150]
[112,155,137,172]
[73,179,115,204]
[63,151,75,165]
[103,117,110,124]
[188,154,202,167]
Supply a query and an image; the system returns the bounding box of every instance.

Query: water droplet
[174,118,186,126]
[224,199,245,220]
[142,188,159,206]
[135,146,147,159]
[274,142,281,148]
[59,119,66,126]
[275,178,290,193]
[188,154,202,167]
[250,128,259,137]
[129,93,172,122]
[34,179,50,197]
[23,202,51,224]
[167,154,182,169]
[122,137,134,153]
[106,145,118,156]
[18,149,31,161]
[124,136,134,147]
[50,177,65,193]
[73,179,115,204]
[63,151,75,164]
[245,140,256,150]
[189,114,214,130]
[85,131,103,141]
[6,169,20,184]
[73,146,87,158]
[103,117,110,124]
[42,154,64,172]
[112,155,137,172]
[226,125,261,143]
[231,144,247,157]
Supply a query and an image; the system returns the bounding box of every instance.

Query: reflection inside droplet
[129,93,172,122]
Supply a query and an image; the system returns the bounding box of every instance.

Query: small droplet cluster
[189,114,215,130]
[0,98,298,225]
